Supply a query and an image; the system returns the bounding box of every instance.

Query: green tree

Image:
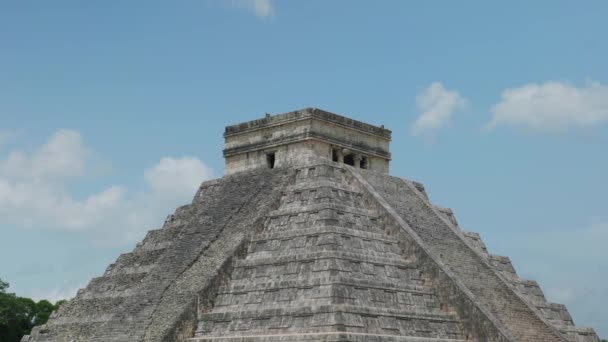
[0,278,66,342]
[32,300,55,327]
[0,279,32,342]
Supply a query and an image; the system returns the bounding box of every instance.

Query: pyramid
[23,108,599,342]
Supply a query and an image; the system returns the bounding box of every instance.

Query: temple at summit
[23,108,599,342]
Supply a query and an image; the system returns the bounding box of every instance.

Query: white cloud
[0,130,122,231]
[0,129,89,181]
[487,80,608,131]
[0,180,126,230]
[0,130,214,242]
[232,0,274,17]
[411,82,468,136]
[144,157,213,200]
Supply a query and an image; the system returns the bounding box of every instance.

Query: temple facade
[224,108,391,175]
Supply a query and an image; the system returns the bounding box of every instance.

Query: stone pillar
[354,154,362,168]
[337,149,344,163]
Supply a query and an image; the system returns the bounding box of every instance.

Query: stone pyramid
[23,108,599,342]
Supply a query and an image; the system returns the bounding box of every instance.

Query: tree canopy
[0,277,65,342]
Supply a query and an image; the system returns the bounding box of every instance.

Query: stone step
[433,206,459,228]
[100,242,169,277]
[264,207,381,232]
[247,241,403,261]
[535,302,574,326]
[79,273,147,299]
[283,183,363,197]
[138,228,176,251]
[279,198,365,212]
[188,332,469,342]
[280,187,365,209]
[486,254,517,276]
[42,297,125,325]
[222,276,435,295]
[294,164,347,185]
[253,225,391,243]
[213,282,441,313]
[268,203,377,219]
[263,218,381,234]
[25,321,111,342]
[509,279,547,302]
[198,305,457,323]
[286,179,360,194]
[212,297,440,314]
[556,325,601,342]
[459,231,488,256]
[231,251,421,284]
[234,250,419,269]
[232,272,424,286]
[196,305,462,340]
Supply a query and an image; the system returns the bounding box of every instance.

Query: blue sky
[1,0,607,336]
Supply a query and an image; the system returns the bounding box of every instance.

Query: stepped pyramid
[24,108,599,342]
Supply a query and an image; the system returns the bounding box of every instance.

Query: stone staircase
[191,164,469,341]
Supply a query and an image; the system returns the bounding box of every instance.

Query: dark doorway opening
[332,148,339,162]
[360,156,368,169]
[266,153,276,169]
[344,154,355,166]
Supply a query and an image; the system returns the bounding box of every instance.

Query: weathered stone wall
[224,140,330,175]
[225,140,389,176]
[224,108,391,140]
[224,108,391,175]
[23,167,294,342]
